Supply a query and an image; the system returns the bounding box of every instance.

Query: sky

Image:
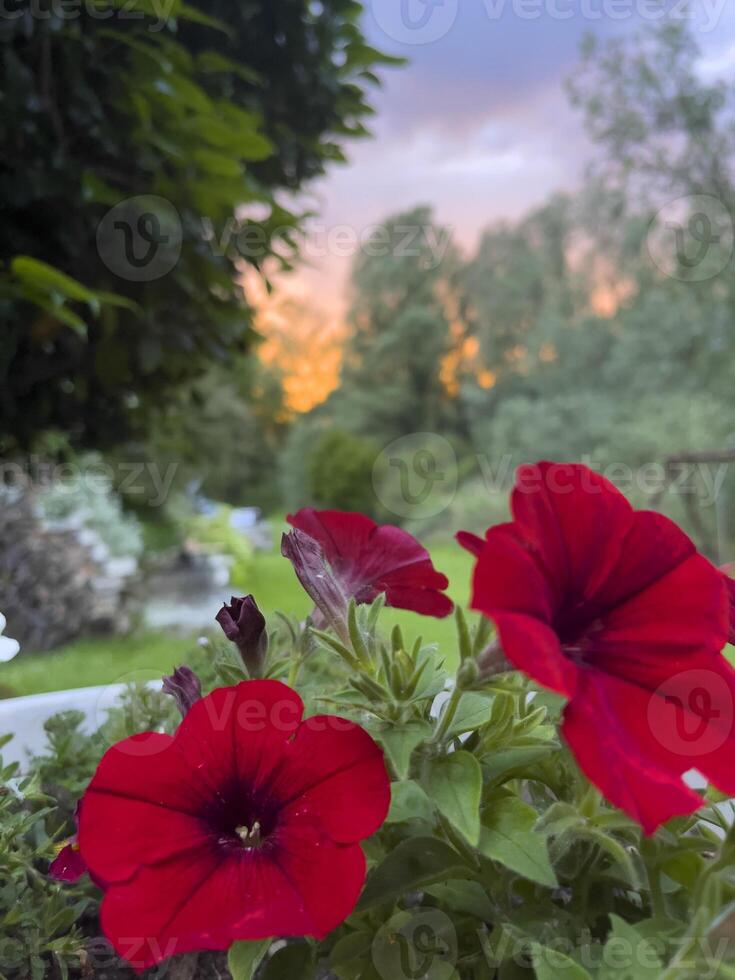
[259,0,735,402]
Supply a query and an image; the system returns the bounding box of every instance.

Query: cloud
[273,5,735,344]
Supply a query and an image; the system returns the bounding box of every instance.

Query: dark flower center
[235,822,264,848]
[206,782,280,851]
[555,604,607,663]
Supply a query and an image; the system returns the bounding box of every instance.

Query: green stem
[647,862,666,920]
[287,655,302,688]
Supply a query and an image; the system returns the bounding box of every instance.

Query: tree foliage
[304,23,735,555]
[0,0,397,452]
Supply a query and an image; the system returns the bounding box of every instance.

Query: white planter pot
[0,683,144,771]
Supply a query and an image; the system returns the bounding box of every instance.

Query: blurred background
[2,0,735,696]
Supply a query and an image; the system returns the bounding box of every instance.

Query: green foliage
[308,429,381,516]
[139,356,287,512]
[3,587,735,977]
[333,207,460,444]
[36,453,143,559]
[186,506,254,589]
[228,939,271,980]
[0,0,394,452]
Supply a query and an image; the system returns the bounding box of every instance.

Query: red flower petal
[101,832,367,970]
[287,508,452,618]
[275,717,391,843]
[79,784,207,886]
[561,670,704,835]
[271,823,367,939]
[49,843,87,883]
[287,508,376,567]
[563,654,735,834]
[587,510,696,616]
[511,462,635,607]
[376,585,454,618]
[456,530,485,557]
[100,846,279,970]
[492,612,578,698]
[174,680,304,795]
[588,554,729,686]
[78,733,209,885]
[469,525,555,623]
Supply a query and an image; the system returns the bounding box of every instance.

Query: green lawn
[1,541,473,697]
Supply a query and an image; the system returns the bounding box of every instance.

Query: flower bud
[162,665,202,717]
[456,658,480,690]
[216,595,268,677]
[281,529,350,643]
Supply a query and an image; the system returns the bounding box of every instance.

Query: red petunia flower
[76,680,390,971]
[286,508,453,618]
[459,461,735,834]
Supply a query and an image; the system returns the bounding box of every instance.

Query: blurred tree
[569,22,735,209]
[0,0,399,452]
[136,357,288,511]
[462,21,735,554]
[567,20,735,404]
[335,206,460,442]
[462,195,579,384]
[308,429,380,515]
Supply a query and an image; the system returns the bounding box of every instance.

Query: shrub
[36,454,143,561]
[308,429,380,516]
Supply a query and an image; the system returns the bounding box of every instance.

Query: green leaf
[15,291,89,336]
[358,838,471,911]
[378,722,431,779]
[261,943,314,980]
[531,944,592,979]
[387,780,434,825]
[197,50,262,84]
[11,257,97,306]
[446,692,493,737]
[227,939,270,980]
[483,744,560,784]
[330,932,373,980]
[577,827,641,889]
[597,916,663,979]
[425,751,482,845]
[193,148,244,177]
[479,799,557,888]
[425,880,494,920]
[661,850,704,891]
[178,2,233,34]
